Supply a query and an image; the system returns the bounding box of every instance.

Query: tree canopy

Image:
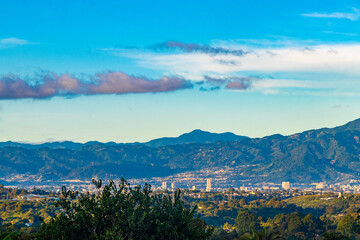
[36,178,214,240]
[235,210,260,234]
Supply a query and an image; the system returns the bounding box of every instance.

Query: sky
[1,0,360,143]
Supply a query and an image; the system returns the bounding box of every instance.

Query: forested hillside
[1,119,360,183]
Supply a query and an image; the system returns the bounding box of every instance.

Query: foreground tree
[322,231,350,240]
[239,227,283,240]
[37,179,213,240]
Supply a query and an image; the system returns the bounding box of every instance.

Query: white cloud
[0,38,30,49]
[251,79,330,89]
[301,8,360,21]
[322,31,358,36]
[124,44,360,79]
[107,42,360,96]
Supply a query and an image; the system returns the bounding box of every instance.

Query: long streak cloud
[0,72,192,100]
[150,41,247,56]
[301,8,360,21]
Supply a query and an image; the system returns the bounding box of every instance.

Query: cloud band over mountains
[0,72,192,99]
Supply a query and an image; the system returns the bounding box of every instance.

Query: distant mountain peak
[189,129,205,133]
[183,129,236,136]
[180,129,208,136]
[144,129,246,147]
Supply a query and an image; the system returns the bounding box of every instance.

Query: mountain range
[0,129,246,150]
[1,119,360,184]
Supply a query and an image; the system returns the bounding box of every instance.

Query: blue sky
[1,0,360,142]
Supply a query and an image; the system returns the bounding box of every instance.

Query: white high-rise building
[316,182,325,189]
[282,181,290,190]
[206,178,212,192]
[162,181,167,190]
[171,182,176,189]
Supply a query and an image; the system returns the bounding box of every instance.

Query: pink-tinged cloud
[225,78,252,90]
[89,72,190,94]
[201,76,253,91]
[0,72,192,100]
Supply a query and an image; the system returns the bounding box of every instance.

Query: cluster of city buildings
[3,172,360,195]
[161,178,213,192]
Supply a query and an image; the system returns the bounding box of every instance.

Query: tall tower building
[282,181,290,190]
[162,181,167,190]
[206,178,212,192]
[171,182,176,189]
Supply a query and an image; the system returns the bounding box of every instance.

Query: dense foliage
[185,191,360,239]
[36,179,214,240]
[1,184,360,239]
